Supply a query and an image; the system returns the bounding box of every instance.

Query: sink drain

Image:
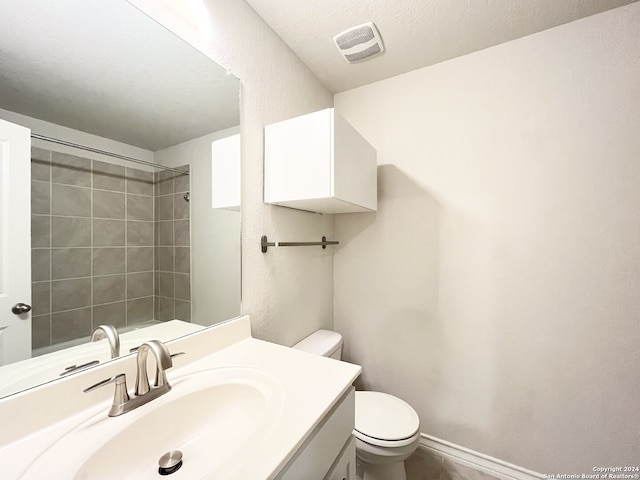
[158,450,183,476]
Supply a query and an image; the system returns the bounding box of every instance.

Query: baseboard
[419,434,544,480]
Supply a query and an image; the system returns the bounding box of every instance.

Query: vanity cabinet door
[323,437,356,480]
[275,389,355,480]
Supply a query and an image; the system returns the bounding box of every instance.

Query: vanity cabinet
[276,388,356,480]
[264,108,377,214]
[324,437,356,480]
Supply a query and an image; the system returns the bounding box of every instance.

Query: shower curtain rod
[31,133,189,175]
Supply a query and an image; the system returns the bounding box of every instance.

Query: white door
[0,119,31,365]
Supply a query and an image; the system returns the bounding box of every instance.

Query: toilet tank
[292,330,343,360]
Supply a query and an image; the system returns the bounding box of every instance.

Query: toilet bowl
[293,330,420,480]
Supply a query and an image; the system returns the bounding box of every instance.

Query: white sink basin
[19,367,284,480]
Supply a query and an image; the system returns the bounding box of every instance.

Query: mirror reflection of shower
[30,138,191,356]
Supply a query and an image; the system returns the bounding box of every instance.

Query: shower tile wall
[30,147,157,350]
[154,168,191,323]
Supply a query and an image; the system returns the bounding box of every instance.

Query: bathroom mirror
[0,0,241,398]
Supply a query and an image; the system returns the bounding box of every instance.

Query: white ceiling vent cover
[333,22,384,64]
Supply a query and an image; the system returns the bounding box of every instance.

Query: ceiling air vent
[333,22,385,64]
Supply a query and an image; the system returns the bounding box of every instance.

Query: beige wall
[334,3,640,473]
[128,0,335,344]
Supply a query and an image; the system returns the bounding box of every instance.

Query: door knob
[11,303,32,315]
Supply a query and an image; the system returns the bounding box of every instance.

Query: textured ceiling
[244,0,638,93]
[0,0,239,151]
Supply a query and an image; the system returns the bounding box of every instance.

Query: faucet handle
[84,373,130,414]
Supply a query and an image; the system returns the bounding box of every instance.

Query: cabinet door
[324,437,356,480]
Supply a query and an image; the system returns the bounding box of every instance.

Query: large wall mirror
[0,0,241,398]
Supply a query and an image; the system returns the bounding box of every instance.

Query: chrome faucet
[91,324,120,359]
[84,340,176,417]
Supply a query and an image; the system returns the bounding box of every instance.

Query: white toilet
[293,330,420,480]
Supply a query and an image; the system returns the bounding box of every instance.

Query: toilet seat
[353,391,420,448]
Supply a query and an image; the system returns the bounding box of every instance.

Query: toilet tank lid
[292,330,342,357]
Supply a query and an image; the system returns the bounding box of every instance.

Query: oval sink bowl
[20,367,284,479]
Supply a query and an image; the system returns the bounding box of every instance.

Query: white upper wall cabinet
[264,108,377,214]
[212,133,241,210]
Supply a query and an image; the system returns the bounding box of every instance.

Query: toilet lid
[354,391,420,447]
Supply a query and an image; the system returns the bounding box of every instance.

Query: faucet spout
[135,340,173,396]
[91,325,120,359]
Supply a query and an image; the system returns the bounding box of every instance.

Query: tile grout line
[124,170,129,328]
[90,159,94,333]
[153,171,157,322]
[172,173,176,320]
[47,149,53,347]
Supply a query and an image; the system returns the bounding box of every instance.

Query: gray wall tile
[157,170,174,195]
[31,249,50,282]
[51,184,91,217]
[174,171,189,193]
[127,272,154,299]
[126,168,154,196]
[51,152,91,186]
[157,221,174,246]
[158,272,174,298]
[31,215,50,248]
[175,247,190,274]
[127,247,153,273]
[93,219,125,247]
[156,247,174,272]
[52,217,91,247]
[51,248,91,279]
[93,302,126,329]
[174,220,189,246]
[51,308,92,344]
[156,296,174,322]
[93,275,125,305]
[127,221,154,246]
[174,274,190,301]
[31,181,50,215]
[51,278,91,312]
[175,300,191,322]
[31,148,51,182]
[32,281,50,316]
[32,314,51,350]
[127,195,153,221]
[93,161,125,192]
[93,248,125,275]
[156,195,173,221]
[173,193,189,219]
[127,297,154,325]
[31,147,50,162]
[93,190,125,219]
